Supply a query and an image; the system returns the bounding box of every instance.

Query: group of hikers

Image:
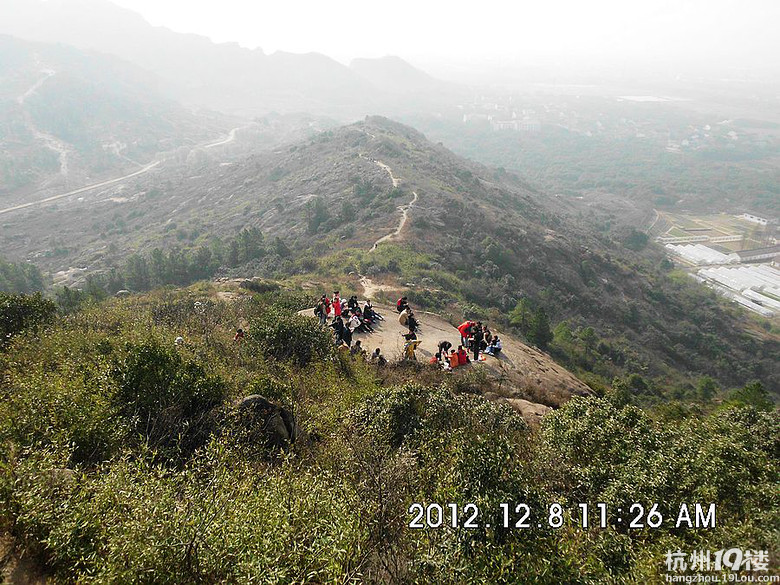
[428,320,502,371]
[315,291,387,363]
[395,296,422,360]
[315,291,501,368]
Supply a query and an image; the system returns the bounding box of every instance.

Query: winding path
[362,156,418,251]
[17,69,72,178]
[370,190,418,251]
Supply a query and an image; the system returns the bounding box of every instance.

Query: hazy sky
[107,0,779,70]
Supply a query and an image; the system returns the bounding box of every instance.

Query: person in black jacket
[472,325,484,362]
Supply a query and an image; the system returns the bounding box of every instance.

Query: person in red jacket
[396,296,409,313]
[323,296,331,318]
[456,345,469,366]
[333,291,342,317]
[457,321,474,346]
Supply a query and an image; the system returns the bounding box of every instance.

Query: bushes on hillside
[0,258,46,294]
[1,290,776,583]
[0,292,57,346]
[111,341,226,460]
[248,307,333,366]
[538,397,778,536]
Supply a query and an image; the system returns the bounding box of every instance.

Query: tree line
[53,228,291,312]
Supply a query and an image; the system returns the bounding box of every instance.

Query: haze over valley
[0,1,778,582]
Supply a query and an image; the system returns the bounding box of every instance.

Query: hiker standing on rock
[333,291,342,318]
[330,316,345,345]
[315,300,327,325]
[324,295,332,318]
[399,307,410,328]
[341,324,353,348]
[472,325,484,362]
[458,321,474,347]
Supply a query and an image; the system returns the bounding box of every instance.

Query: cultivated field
[656,212,772,251]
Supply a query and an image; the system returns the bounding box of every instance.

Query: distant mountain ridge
[350,56,440,94]
[0,0,446,118]
[0,34,231,195]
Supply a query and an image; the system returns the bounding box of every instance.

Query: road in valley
[0,126,245,217]
[0,161,161,216]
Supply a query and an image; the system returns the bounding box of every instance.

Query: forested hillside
[3,117,776,397]
[0,286,776,583]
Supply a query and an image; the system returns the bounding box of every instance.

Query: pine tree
[528,307,553,350]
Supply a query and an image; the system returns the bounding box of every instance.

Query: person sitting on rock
[348,312,362,333]
[330,316,345,335]
[361,313,375,333]
[448,349,460,369]
[350,311,374,334]
[370,347,387,366]
[348,295,359,311]
[350,340,367,358]
[485,336,502,356]
[363,301,383,322]
[233,328,245,343]
[457,345,470,366]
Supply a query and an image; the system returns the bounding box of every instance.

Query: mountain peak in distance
[350,55,439,93]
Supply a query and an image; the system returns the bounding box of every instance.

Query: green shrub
[539,397,778,538]
[728,380,773,411]
[0,292,56,346]
[111,341,226,460]
[248,307,333,366]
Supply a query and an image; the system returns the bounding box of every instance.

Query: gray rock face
[235,395,298,449]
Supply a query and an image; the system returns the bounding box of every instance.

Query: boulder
[505,398,552,426]
[484,392,552,427]
[235,395,298,449]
